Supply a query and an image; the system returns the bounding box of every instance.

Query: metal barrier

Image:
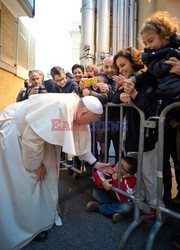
[104,103,154,248]
[103,102,180,250]
[145,102,180,250]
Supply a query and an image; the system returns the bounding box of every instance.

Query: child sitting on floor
[86,156,137,223]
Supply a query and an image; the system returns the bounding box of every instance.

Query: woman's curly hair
[113,47,144,71]
[140,11,179,45]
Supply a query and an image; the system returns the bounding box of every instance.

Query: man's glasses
[121,165,131,174]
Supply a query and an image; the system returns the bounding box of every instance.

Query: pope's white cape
[0,93,94,249]
[25,93,91,156]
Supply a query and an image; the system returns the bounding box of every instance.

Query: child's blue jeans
[92,187,134,215]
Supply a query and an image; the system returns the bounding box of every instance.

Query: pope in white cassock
[0,93,113,250]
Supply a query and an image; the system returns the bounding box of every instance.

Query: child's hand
[102,179,112,190]
[120,93,132,104]
[99,83,109,93]
[112,172,118,180]
[82,88,90,96]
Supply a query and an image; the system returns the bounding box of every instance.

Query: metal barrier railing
[103,102,180,250]
[104,103,154,249]
[104,103,152,212]
[145,102,180,250]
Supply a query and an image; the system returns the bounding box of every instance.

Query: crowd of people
[0,11,180,249]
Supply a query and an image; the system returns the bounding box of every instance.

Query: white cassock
[0,93,96,250]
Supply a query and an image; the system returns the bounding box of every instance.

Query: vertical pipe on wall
[129,0,138,48]
[96,0,110,66]
[80,0,95,66]
[129,0,134,47]
[124,0,129,47]
[117,0,124,51]
[134,0,138,48]
[117,0,138,51]
[112,0,118,55]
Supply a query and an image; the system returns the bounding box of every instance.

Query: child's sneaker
[112,213,128,223]
[86,201,100,212]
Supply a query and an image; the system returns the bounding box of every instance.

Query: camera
[84,77,98,87]
[38,85,46,93]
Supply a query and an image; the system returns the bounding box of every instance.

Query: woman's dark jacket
[142,41,180,100]
[110,70,158,153]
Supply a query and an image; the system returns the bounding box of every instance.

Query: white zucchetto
[82,96,103,115]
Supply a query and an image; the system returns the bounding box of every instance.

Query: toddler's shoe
[112,213,128,223]
[86,201,100,212]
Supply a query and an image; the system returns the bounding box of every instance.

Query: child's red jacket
[93,169,136,202]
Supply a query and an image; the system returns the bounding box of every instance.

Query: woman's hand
[120,93,132,104]
[34,163,47,181]
[122,79,138,99]
[164,57,180,75]
[112,75,125,88]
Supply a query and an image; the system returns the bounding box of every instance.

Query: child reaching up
[86,156,137,223]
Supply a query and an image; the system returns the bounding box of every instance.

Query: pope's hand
[34,163,47,181]
[94,162,115,176]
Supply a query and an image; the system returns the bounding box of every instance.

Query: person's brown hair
[113,47,144,72]
[50,66,64,78]
[72,64,84,74]
[123,156,137,175]
[140,11,179,45]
